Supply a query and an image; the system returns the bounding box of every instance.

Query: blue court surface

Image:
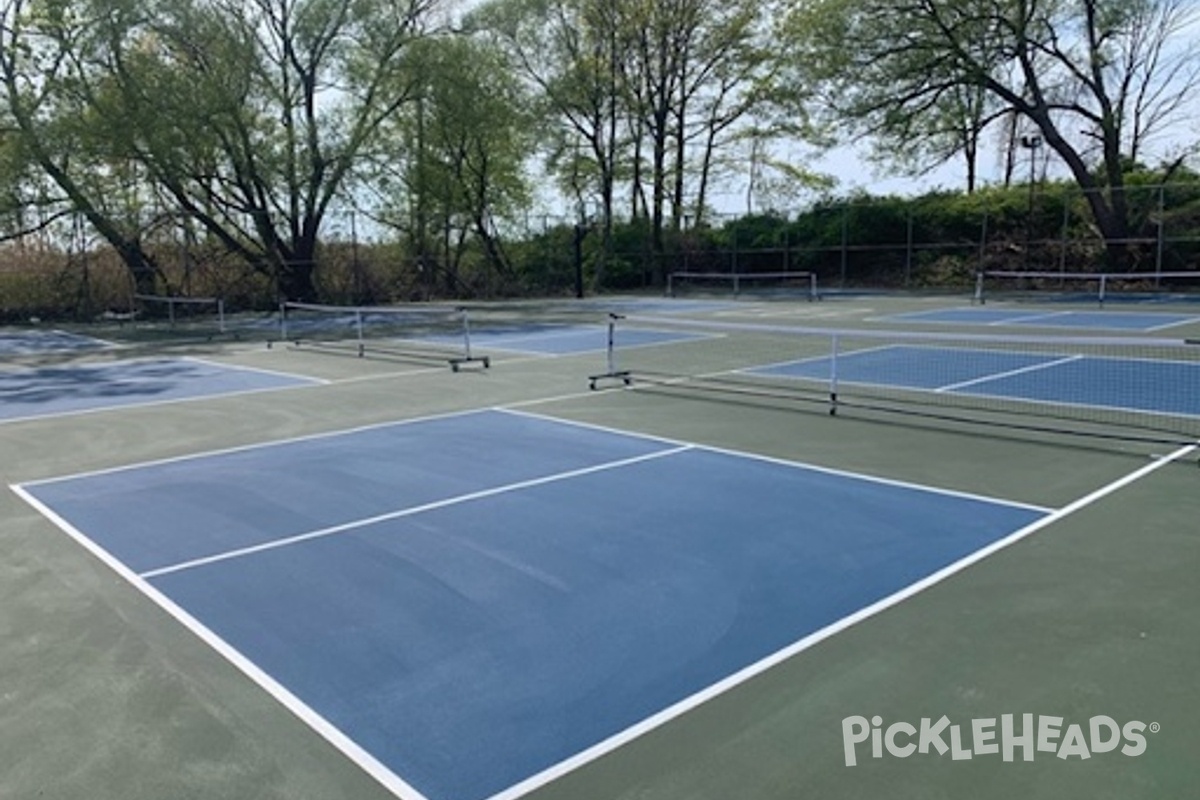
[752,345,1200,417]
[18,409,1046,800]
[0,329,113,355]
[0,357,321,422]
[881,307,1200,331]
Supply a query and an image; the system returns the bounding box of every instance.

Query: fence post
[904,204,914,287]
[840,202,848,288]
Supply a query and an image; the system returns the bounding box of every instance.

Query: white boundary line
[1144,315,1200,332]
[17,406,497,487]
[495,408,1054,514]
[7,482,434,800]
[482,439,1198,800]
[736,343,901,376]
[934,354,1083,393]
[139,445,691,579]
[988,310,1076,326]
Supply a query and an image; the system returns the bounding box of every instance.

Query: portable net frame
[588,314,1200,445]
[129,294,228,337]
[973,270,1200,306]
[272,301,490,370]
[667,271,819,301]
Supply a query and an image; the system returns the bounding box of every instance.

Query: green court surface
[2,292,1199,800]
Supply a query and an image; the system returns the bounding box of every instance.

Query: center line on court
[139,445,693,579]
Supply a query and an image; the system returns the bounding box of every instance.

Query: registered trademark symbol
[1149,722,1161,734]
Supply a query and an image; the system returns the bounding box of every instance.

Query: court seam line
[933,354,1084,393]
[7,482,434,800]
[137,444,693,579]
[494,407,1054,514]
[483,440,1198,800]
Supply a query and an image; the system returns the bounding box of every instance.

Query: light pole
[1021,134,1042,270]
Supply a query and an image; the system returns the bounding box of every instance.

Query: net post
[828,332,840,415]
[606,314,618,375]
[447,306,489,370]
[217,298,226,333]
[809,272,819,302]
[1098,274,1107,308]
[667,273,675,298]
[587,312,631,389]
[278,301,287,346]
[355,309,365,357]
[973,271,985,305]
[168,297,177,329]
[461,307,472,362]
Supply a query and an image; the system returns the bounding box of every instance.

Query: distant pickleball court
[878,307,1200,331]
[750,344,1200,418]
[0,357,321,422]
[0,329,113,356]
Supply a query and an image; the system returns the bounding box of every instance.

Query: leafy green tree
[370,33,533,295]
[472,0,786,286]
[118,0,437,301]
[467,0,628,288]
[782,0,1200,267]
[0,0,166,293]
[2,0,440,302]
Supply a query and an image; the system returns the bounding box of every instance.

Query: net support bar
[588,314,632,389]
[974,270,1200,306]
[272,302,489,370]
[591,313,1200,445]
[668,271,819,301]
[133,294,226,332]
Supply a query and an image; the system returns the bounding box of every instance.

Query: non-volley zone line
[139,444,693,579]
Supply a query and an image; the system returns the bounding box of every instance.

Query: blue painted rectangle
[0,357,319,423]
[22,410,1044,800]
[958,356,1200,416]
[25,409,669,572]
[753,345,1064,391]
[752,346,1200,418]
